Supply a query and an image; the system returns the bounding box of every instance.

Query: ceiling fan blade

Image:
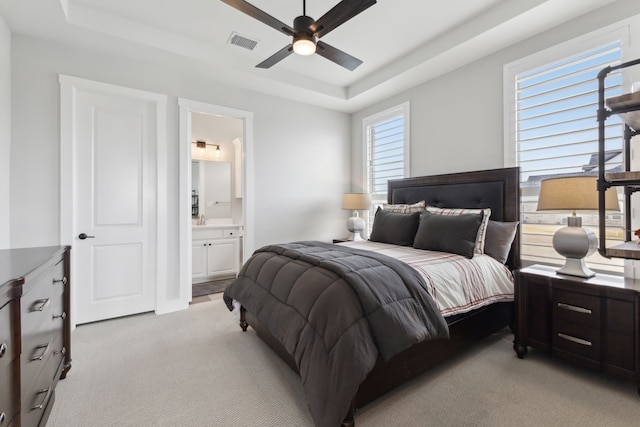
[256,45,294,69]
[221,0,295,36]
[315,41,362,71]
[310,0,376,38]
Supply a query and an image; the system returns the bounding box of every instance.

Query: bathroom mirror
[192,160,231,219]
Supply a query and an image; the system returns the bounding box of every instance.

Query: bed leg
[239,306,248,332]
[341,403,355,427]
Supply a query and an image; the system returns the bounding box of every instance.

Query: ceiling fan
[221,0,376,71]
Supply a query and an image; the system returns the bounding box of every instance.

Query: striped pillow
[382,200,426,214]
[425,206,491,254]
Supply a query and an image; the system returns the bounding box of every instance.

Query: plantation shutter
[515,41,624,273]
[364,104,409,234]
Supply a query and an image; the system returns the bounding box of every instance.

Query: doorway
[178,99,253,302]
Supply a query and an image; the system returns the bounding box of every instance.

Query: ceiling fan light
[293,35,316,56]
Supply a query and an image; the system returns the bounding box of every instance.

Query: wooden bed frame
[238,167,521,426]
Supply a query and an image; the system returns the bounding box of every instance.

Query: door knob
[78,233,95,240]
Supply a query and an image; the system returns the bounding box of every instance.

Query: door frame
[178,99,253,301]
[59,75,169,326]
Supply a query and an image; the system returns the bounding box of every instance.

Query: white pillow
[425,206,491,254]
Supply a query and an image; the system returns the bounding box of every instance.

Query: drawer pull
[53,311,67,320]
[31,298,51,312]
[0,342,6,358]
[0,412,5,424]
[30,343,50,361]
[557,302,592,314]
[558,333,592,346]
[31,387,50,410]
[53,276,67,286]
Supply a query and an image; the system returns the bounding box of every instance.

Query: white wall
[10,35,351,285]
[350,0,640,188]
[0,15,9,249]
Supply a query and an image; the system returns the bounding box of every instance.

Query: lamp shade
[342,193,372,211]
[536,176,620,212]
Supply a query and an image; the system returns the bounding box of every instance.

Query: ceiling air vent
[228,32,259,51]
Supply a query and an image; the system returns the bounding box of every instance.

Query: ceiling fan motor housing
[293,15,316,55]
[294,15,315,37]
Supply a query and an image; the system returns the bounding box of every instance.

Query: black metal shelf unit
[597,58,640,259]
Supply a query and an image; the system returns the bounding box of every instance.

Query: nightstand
[514,264,640,393]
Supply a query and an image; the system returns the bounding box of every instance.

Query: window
[363,103,410,234]
[506,37,627,274]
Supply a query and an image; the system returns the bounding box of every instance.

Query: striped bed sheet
[337,240,514,317]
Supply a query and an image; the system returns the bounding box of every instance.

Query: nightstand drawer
[553,290,600,328]
[553,322,600,362]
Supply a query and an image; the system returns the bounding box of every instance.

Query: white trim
[59,75,169,324]
[178,98,253,305]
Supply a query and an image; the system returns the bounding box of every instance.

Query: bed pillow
[413,212,483,258]
[369,207,421,246]
[484,220,519,264]
[382,200,426,214]
[425,206,491,254]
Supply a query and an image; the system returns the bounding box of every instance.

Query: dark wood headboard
[387,167,521,270]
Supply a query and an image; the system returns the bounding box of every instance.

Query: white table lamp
[342,193,372,241]
[537,176,619,278]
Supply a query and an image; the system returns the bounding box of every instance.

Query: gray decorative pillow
[425,206,491,254]
[369,208,421,246]
[484,220,519,264]
[413,212,483,258]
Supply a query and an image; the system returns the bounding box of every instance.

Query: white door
[73,90,157,324]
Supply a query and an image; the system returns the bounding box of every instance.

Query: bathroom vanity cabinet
[192,226,241,282]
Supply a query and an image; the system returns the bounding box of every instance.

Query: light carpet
[48,299,640,427]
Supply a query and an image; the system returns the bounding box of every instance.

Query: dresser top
[0,246,68,288]
[519,264,640,292]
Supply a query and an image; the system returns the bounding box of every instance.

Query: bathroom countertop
[192,223,243,229]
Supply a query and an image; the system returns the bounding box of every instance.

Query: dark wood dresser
[0,246,71,427]
[514,264,640,391]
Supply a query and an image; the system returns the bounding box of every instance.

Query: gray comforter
[223,241,449,427]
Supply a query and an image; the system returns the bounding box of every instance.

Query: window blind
[364,105,409,234]
[515,41,624,273]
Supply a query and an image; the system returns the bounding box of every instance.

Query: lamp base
[346,214,365,241]
[556,257,595,278]
[552,217,598,278]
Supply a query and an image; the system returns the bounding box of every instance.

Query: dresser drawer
[0,357,18,427]
[0,300,18,427]
[21,271,54,338]
[553,321,600,362]
[553,290,600,328]
[0,298,17,361]
[21,269,57,397]
[22,333,65,427]
[21,372,53,427]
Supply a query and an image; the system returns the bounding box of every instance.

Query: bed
[223,167,520,427]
